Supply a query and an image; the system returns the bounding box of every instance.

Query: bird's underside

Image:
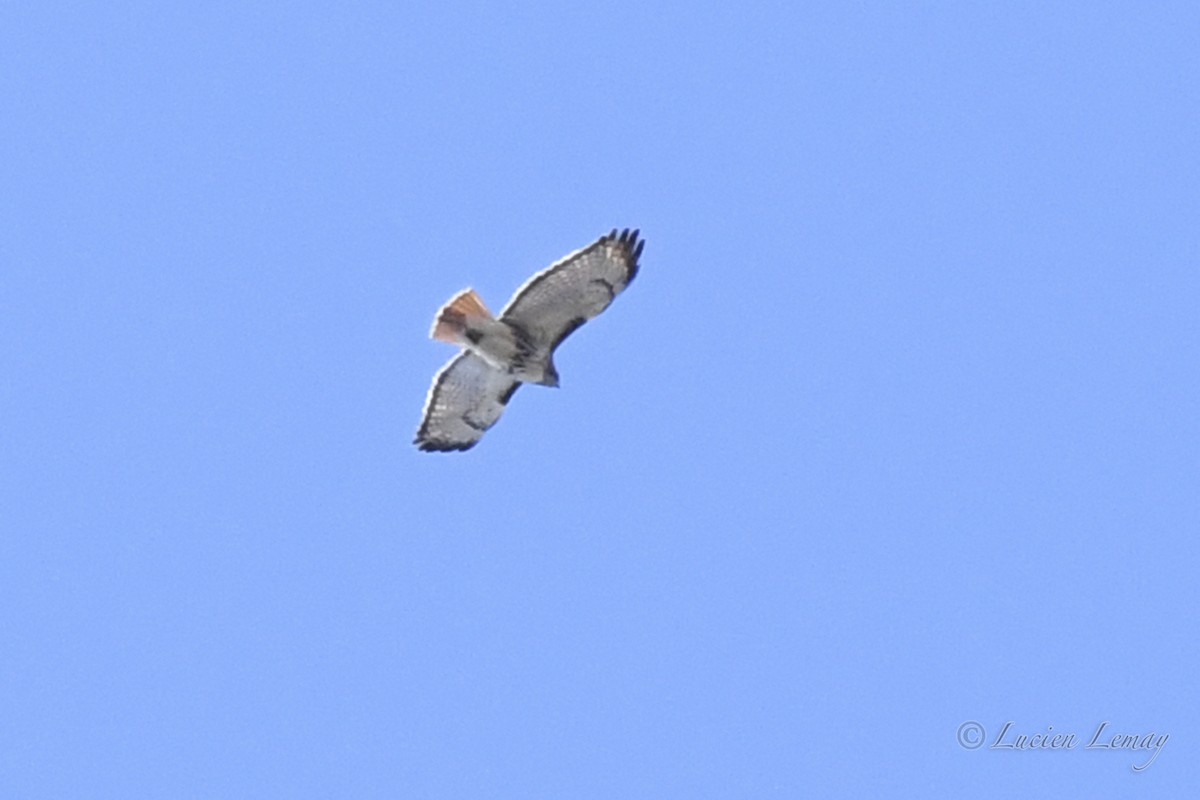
[415,228,643,452]
[431,289,558,387]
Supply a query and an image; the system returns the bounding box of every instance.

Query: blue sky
[2,2,1197,796]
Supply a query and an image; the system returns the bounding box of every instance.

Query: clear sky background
[2,2,1197,796]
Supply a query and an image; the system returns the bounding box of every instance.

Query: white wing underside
[500,230,642,352]
[414,352,518,452]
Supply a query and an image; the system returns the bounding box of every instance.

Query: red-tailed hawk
[415,229,644,452]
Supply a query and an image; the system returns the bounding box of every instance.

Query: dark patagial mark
[551,316,587,352]
[504,320,537,355]
[498,383,520,406]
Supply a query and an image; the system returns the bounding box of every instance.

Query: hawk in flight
[415,229,644,452]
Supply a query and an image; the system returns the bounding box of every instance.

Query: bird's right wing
[415,351,520,452]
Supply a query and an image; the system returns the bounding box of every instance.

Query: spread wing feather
[500,228,643,352]
[414,351,520,452]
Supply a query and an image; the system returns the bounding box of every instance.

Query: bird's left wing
[414,351,520,452]
[500,229,643,353]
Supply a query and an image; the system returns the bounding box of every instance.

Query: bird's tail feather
[431,288,493,343]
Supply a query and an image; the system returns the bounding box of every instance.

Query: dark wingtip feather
[609,227,643,284]
[415,437,477,453]
[414,429,478,452]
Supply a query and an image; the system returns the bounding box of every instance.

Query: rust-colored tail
[431,288,493,343]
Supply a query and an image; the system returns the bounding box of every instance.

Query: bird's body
[430,289,559,386]
[415,229,643,452]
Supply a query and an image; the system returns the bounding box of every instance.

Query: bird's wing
[414,351,520,452]
[499,229,643,353]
